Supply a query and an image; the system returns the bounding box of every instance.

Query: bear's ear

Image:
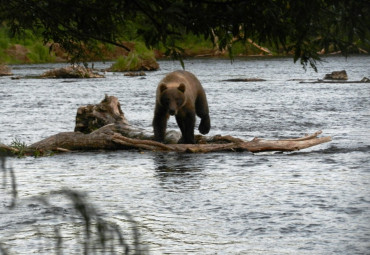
[178,83,186,93]
[159,83,167,93]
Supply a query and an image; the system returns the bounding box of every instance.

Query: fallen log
[324,70,348,80]
[25,128,331,154]
[300,79,370,84]
[40,65,105,78]
[2,95,331,155]
[247,38,273,55]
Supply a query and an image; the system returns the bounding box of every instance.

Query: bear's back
[159,70,202,95]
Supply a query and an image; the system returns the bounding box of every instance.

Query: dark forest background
[0,0,369,70]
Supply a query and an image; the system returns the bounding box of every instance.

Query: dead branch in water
[1,95,331,155]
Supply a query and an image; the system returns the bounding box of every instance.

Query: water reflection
[153,153,205,191]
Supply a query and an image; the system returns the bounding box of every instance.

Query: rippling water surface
[1,56,370,254]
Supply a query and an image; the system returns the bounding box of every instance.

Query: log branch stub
[74,95,129,134]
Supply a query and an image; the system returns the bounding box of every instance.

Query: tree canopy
[1,0,369,69]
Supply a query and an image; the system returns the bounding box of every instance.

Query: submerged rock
[324,70,348,80]
[124,71,146,76]
[361,77,370,82]
[40,65,105,78]
[222,78,266,82]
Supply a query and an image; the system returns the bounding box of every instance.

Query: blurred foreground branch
[0,153,147,254]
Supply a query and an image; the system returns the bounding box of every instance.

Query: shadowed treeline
[0,152,147,254]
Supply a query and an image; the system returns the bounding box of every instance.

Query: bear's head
[159,83,186,116]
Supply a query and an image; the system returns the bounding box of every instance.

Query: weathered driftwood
[0,143,19,155]
[1,95,331,155]
[247,38,272,55]
[75,95,130,134]
[299,70,369,84]
[0,64,12,76]
[25,128,331,154]
[300,78,370,84]
[324,70,348,80]
[40,65,105,78]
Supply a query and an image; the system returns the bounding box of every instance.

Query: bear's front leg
[176,111,196,144]
[153,106,169,142]
[195,96,211,135]
[198,114,210,135]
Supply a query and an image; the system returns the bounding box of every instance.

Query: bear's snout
[168,102,178,116]
[169,109,176,115]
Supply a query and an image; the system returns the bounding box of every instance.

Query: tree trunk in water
[26,128,331,154]
[1,95,331,155]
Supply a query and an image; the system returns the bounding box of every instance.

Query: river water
[1,56,369,254]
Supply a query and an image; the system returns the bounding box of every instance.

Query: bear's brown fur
[153,70,210,144]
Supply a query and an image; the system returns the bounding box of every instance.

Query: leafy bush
[0,26,55,64]
[110,42,158,71]
[112,53,137,71]
[26,42,55,63]
[0,29,10,49]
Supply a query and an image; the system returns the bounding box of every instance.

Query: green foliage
[11,29,39,46]
[10,138,27,158]
[0,26,56,64]
[229,41,271,57]
[175,33,214,54]
[0,50,10,64]
[26,42,55,63]
[111,42,157,71]
[112,54,139,72]
[0,0,369,69]
[0,29,9,49]
[0,27,11,63]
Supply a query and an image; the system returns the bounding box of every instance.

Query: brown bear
[153,70,211,144]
